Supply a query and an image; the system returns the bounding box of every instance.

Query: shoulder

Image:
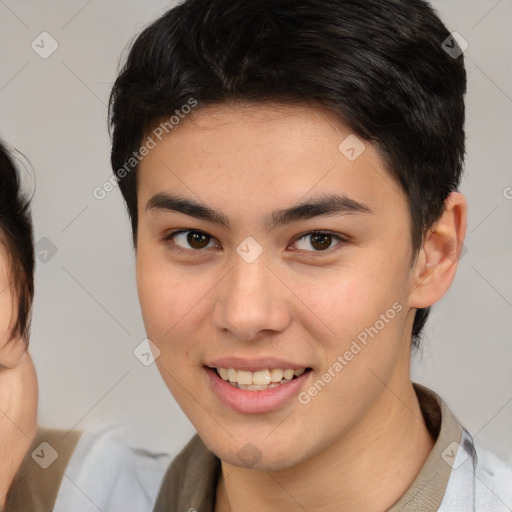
[3,426,83,512]
[473,441,512,510]
[53,423,172,512]
[153,434,221,512]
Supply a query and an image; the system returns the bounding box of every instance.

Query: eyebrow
[146,192,372,230]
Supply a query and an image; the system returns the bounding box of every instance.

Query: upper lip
[206,356,310,372]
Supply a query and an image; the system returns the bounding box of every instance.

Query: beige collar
[153,382,463,512]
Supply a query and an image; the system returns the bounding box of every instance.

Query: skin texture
[135,102,467,512]
[0,246,38,506]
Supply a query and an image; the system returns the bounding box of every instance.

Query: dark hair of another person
[0,141,34,342]
[108,0,467,347]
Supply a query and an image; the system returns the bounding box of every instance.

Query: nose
[213,251,291,342]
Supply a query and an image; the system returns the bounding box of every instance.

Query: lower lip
[205,367,312,414]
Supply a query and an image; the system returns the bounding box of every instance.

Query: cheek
[135,247,210,348]
[307,262,406,337]
[301,257,411,395]
[296,266,409,418]
[137,258,181,339]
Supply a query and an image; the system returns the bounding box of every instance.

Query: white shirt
[53,423,172,512]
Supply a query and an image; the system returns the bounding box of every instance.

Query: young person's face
[135,103,427,470]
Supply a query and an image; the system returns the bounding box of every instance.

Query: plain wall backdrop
[0,0,511,461]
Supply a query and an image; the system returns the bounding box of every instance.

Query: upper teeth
[217,367,305,385]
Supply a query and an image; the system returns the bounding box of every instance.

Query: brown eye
[310,233,333,250]
[186,231,211,249]
[292,231,344,252]
[165,230,216,251]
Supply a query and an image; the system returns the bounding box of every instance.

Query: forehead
[146,101,360,167]
[137,102,406,222]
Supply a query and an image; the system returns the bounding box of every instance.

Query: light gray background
[0,0,511,460]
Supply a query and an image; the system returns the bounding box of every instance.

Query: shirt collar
[153,382,468,512]
[387,383,465,511]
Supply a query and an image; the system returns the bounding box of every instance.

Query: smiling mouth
[208,366,313,391]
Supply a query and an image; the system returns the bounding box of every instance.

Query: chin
[204,431,311,472]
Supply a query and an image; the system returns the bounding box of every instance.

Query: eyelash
[162,229,347,256]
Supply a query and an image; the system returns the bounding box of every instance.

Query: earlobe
[409,192,467,309]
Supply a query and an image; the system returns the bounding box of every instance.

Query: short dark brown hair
[0,141,35,342]
[109,0,467,346]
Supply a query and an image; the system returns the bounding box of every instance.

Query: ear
[409,192,467,309]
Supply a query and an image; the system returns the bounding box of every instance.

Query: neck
[216,380,434,512]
